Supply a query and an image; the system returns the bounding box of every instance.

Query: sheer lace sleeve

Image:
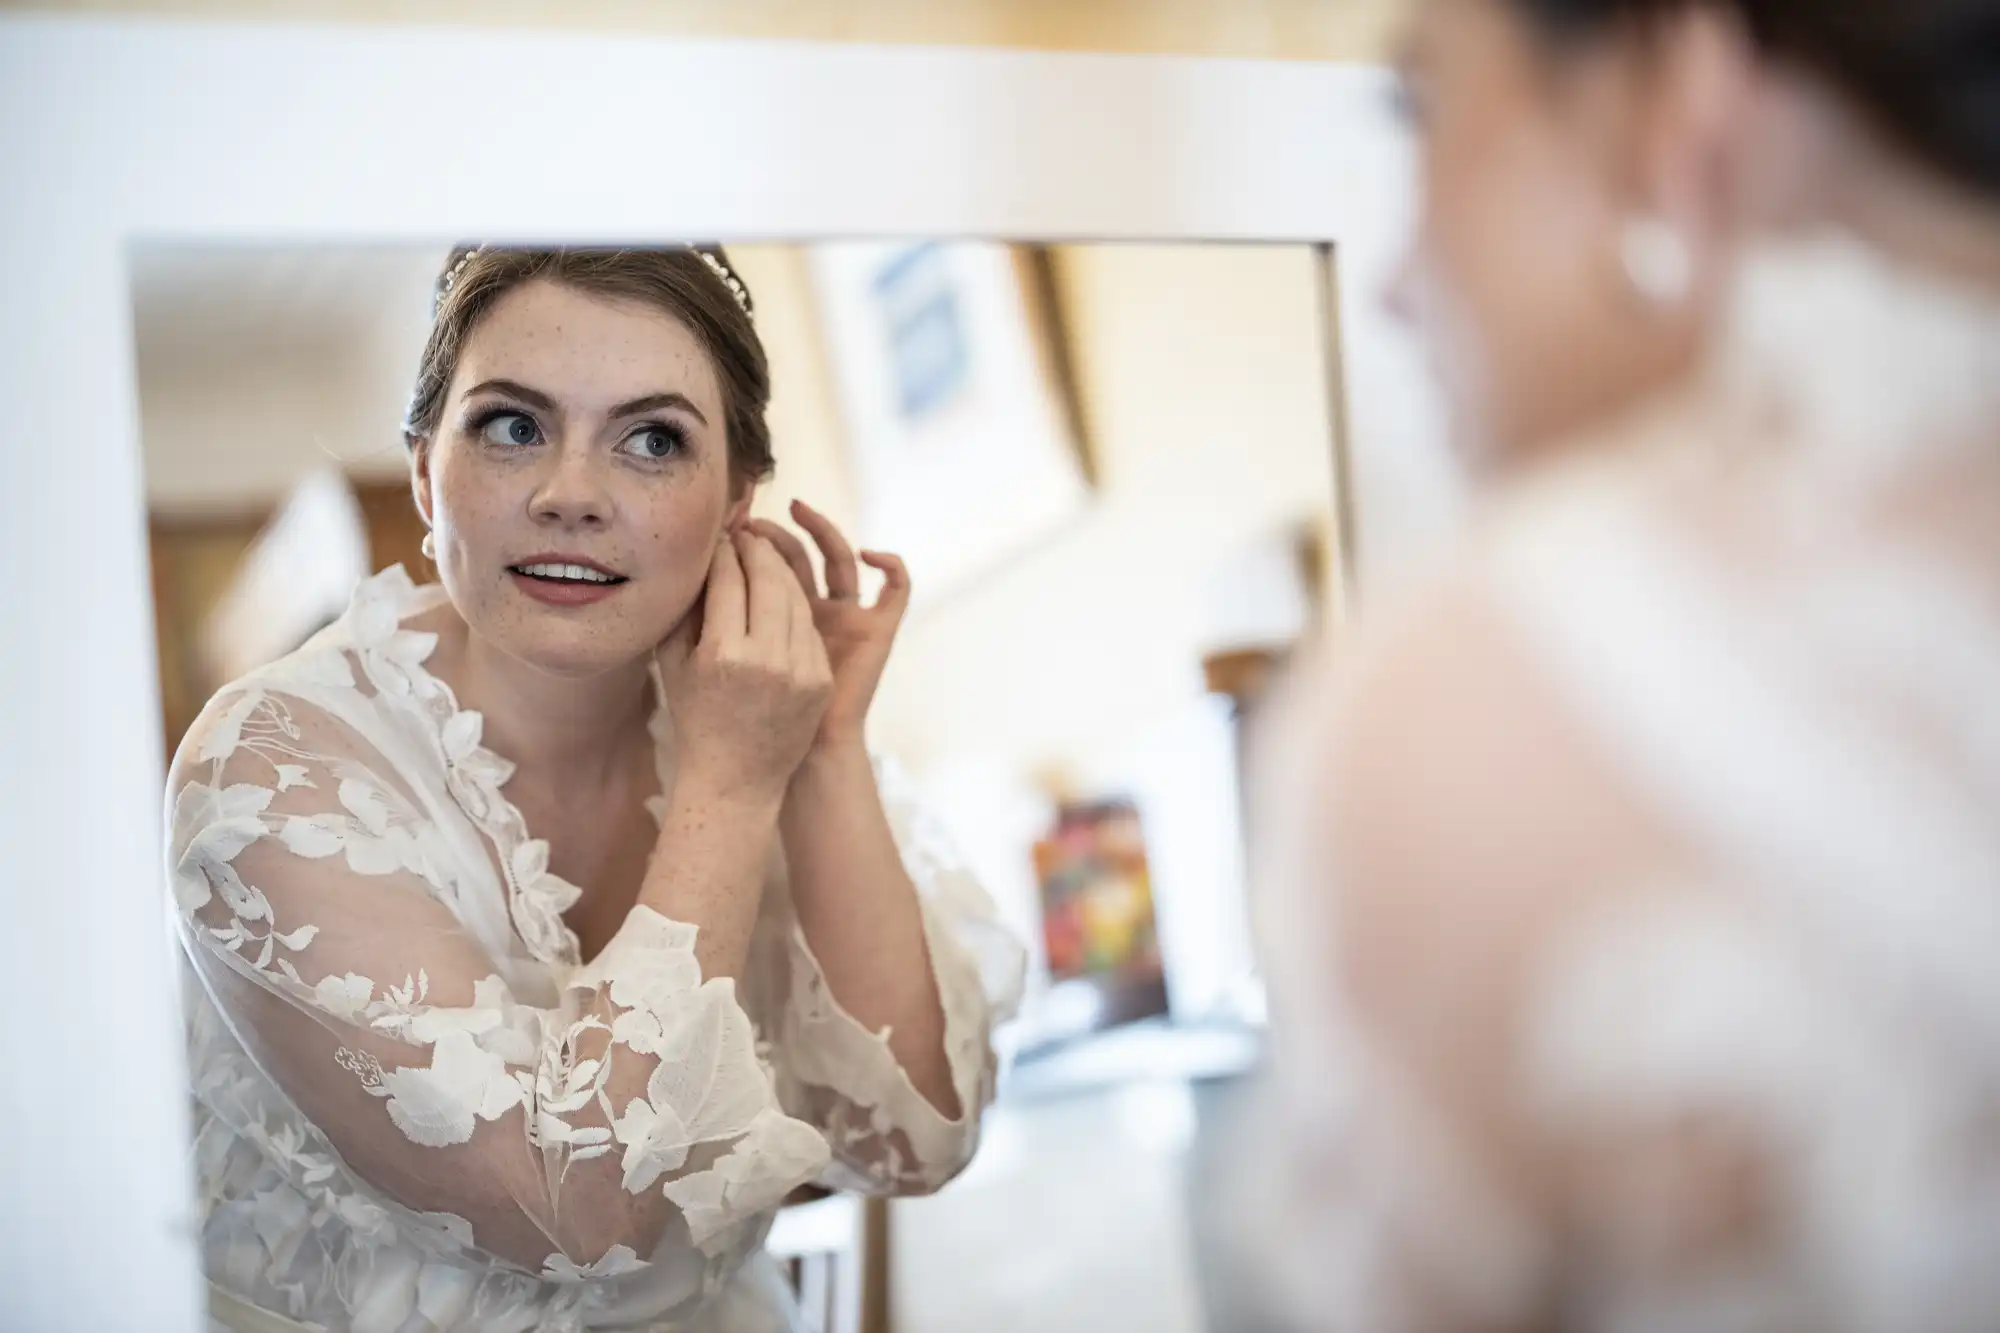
[168,679,830,1279]
[757,758,1024,1195]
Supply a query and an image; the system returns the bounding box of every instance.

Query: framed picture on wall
[809,242,1093,606]
[1032,796,1171,1041]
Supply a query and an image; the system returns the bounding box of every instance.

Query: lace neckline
[338,565,673,970]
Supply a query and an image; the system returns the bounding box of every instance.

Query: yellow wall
[0,0,1401,62]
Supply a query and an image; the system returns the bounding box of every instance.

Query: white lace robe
[1246,234,2000,1333]
[167,568,1025,1333]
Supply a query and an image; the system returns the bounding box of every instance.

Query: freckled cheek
[634,497,726,579]
[447,498,511,563]
[432,466,523,605]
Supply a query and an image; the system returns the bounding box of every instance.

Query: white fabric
[1250,232,2000,1333]
[167,568,1024,1333]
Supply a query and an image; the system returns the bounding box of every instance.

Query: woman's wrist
[791,734,873,790]
[670,752,792,823]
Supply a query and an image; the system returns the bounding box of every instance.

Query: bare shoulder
[1264,536,1690,1125]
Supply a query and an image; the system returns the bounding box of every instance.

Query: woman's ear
[723,483,755,532]
[1631,7,1759,261]
[409,437,436,529]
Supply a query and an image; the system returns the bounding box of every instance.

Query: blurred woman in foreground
[1252,2,2000,1330]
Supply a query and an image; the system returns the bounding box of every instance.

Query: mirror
[5,21,1442,1330]
[135,236,1350,1333]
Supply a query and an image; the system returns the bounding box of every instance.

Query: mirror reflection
[136,239,1343,1333]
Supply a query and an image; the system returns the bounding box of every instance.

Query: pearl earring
[1620,216,1693,307]
[421,531,437,562]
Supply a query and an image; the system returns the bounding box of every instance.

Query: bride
[1251,1,2000,1330]
[168,245,1022,1332]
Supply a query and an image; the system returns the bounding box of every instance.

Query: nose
[528,440,613,531]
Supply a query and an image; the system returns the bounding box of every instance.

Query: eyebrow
[462,378,556,411]
[606,392,709,427]
[462,379,709,427]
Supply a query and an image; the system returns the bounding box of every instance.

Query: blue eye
[480,412,541,447]
[623,423,688,461]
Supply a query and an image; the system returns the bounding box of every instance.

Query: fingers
[736,529,802,652]
[859,548,912,621]
[746,517,821,601]
[704,533,748,646]
[791,499,859,601]
[789,566,830,680]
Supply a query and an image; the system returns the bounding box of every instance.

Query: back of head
[1511,0,2000,198]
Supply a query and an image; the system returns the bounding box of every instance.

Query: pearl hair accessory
[433,245,750,318]
[438,245,483,305]
[696,249,753,317]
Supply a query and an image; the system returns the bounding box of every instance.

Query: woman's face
[413,278,749,679]
[1391,0,1724,468]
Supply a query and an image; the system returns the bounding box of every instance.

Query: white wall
[139,341,409,512]
[135,244,438,514]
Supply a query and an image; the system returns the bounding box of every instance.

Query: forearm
[780,742,959,1117]
[639,765,783,984]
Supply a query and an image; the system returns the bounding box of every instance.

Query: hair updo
[403,246,774,489]
[1509,0,2000,199]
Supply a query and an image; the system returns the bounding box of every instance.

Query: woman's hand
[746,500,911,753]
[657,527,833,806]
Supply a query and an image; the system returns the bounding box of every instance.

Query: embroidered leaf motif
[613,1097,694,1193]
[377,1029,518,1148]
[440,710,483,763]
[343,832,402,877]
[198,690,264,761]
[280,816,344,859]
[408,1211,475,1254]
[512,840,550,884]
[172,867,213,915]
[313,973,374,1021]
[339,779,397,836]
[540,1245,647,1284]
[189,818,268,869]
[214,868,270,922]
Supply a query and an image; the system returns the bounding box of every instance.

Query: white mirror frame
[0,16,1439,1330]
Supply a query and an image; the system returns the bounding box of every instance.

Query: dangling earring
[1620,215,1693,308]
[421,531,437,562]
